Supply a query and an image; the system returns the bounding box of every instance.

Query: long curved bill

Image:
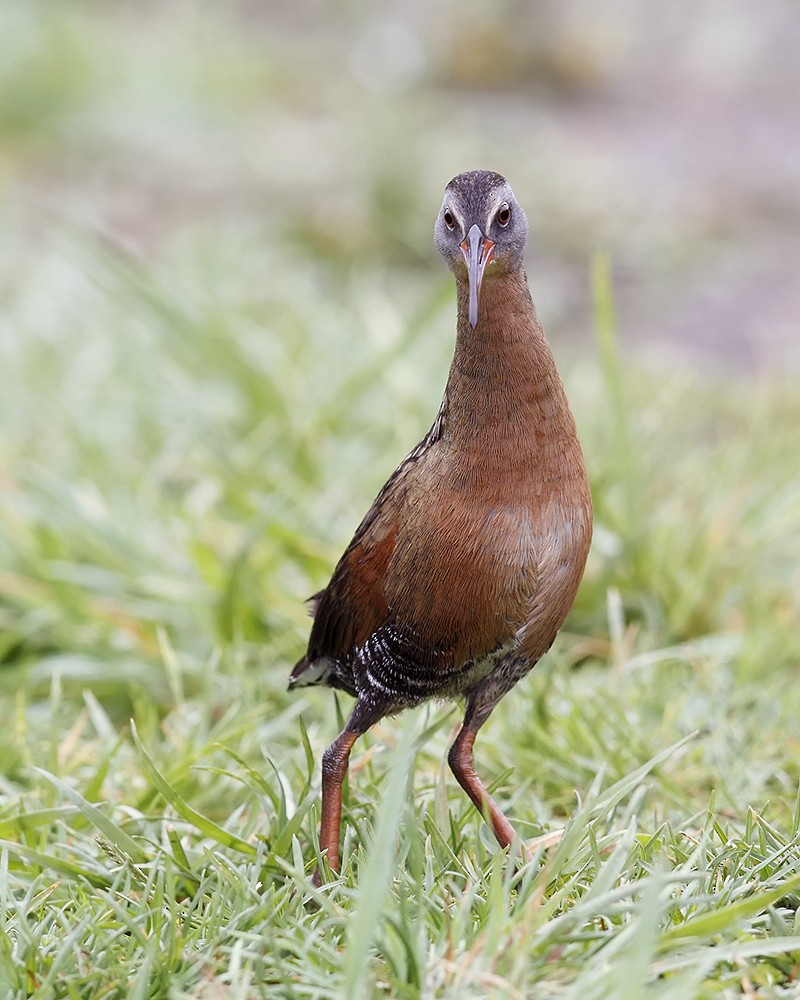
[460,223,495,328]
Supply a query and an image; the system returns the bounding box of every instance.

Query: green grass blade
[342,717,417,1000]
[660,871,800,945]
[131,721,257,858]
[34,767,147,864]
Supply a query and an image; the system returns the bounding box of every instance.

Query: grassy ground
[1,224,799,998]
[2,4,800,998]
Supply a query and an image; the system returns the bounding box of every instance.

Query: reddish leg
[315,728,359,882]
[448,724,524,856]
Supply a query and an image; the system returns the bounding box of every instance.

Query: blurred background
[3,0,798,370]
[0,0,798,706]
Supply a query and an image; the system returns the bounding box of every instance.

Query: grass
[1,223,799,999]
[2,4,800,997]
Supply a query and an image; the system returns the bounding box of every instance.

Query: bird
[290,169,592,879]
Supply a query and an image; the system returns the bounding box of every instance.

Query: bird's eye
[443,209,456,230]
[497,203,511,227]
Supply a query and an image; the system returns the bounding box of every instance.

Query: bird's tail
[288,654,333,690]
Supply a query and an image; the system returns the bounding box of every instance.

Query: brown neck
[442,269,581,477]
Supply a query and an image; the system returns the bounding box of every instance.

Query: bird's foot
[524,828,564,862]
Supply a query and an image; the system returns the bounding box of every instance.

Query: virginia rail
[290,170,592,877]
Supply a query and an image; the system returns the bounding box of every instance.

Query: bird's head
[434,170,529,328]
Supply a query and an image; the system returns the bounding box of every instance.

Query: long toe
[524,828,565,862]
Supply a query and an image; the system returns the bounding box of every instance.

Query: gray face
[434,170,529,327]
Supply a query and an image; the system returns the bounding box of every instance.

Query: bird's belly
[443,636,522,697]
[388,485,590,669]
[388,499,541,665]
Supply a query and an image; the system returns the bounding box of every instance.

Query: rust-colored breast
[386,481,540,666]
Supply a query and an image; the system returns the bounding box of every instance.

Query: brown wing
[297,407,447,672]
[307,502,399,663]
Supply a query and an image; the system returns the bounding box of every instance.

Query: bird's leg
[313,697,386,885]
[448,722,523,855]
[449,657,538,860]
[316,727,360,882]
